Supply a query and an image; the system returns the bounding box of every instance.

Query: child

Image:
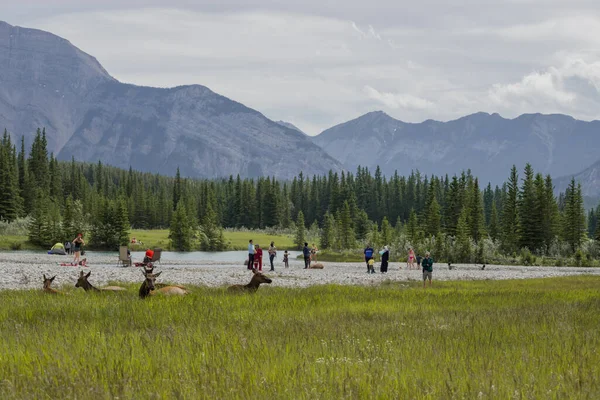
[368,258,375,274]
[283,250,289,268]
[254,244,263,271]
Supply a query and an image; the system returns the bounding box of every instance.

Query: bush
[520,248,536,266]
[10,242,22,250]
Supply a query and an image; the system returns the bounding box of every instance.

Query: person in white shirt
[248,239,255,270]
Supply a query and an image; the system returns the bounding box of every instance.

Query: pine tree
[0,131,20,222]
[501,166,519,253]
[339,201,355,249]
[489,202,499,240]
[469,178,486,242]
[562,178,586,252]
[320,212,335,249]
[425,197,441,238]
[169,200,193,251]
[455,207,471,262]
[406,208,419,243]
[369,221,381,249]
[173,167,182,211]
[294,210,306,250]
[200,202,226,251]
[518,164,542,251]
[542,175,560,251]
[380,216,393,246]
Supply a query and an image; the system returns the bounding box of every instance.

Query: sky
[3,0,600,134]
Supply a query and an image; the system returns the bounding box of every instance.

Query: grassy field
[0,230,296,251]
[0,277,598,399]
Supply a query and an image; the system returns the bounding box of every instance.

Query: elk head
[43,274,56,290]
[75,270,91,288]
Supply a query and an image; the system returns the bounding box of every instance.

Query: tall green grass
[1,277,599,398]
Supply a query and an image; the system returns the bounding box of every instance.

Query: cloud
[488,57,600,118]
[6,3,600,134]
[364,86,433,110]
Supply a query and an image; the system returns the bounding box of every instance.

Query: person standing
[283,250,289,268]
[254,244,263,272]
[380,246,390,273]
[364,244,375,273]
[247,239,255,270]
[72,233,85,265]
[268,241,277,272]
[303,242,311,269]
[422,251,433,288]
[407,247,416,270]
[65,241,71,255]
[311,243,319,263]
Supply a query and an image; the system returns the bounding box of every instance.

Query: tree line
[0,128,595,258]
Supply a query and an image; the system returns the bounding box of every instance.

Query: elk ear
[252,268,257,275]
[85,271,91,278]
[154,271,162,277]
[79,270,84,277]
[50,276,56,282]
[43,274,47,280]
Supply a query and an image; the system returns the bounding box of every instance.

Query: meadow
[0,276,598,399]
[0,229,296,252]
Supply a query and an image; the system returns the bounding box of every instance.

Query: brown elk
[139,269,189,299]
[75,271,126,292]
[43,274,61,294]
[228,269,273,292]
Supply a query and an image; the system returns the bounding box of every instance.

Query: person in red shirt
[144,249,154,264]
[253,244,263,271]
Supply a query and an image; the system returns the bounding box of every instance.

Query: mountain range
[313,110,600,187]
[2,20,600,197]
[0,21,342,179]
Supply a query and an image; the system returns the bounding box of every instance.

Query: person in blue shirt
[247,239,255,270]
[303,242,311,269]
[364,244,375,273]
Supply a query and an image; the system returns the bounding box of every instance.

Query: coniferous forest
[1,128,598,264]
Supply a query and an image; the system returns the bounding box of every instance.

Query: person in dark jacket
[422,251,433,288]
[380,246,390,273]
[303,243,311,269]
[364,245,375,273]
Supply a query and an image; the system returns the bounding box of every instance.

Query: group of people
[363,245,434,287]
[247,240,320,270]
[247,240,288,272]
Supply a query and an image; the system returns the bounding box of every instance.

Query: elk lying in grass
[139,270,189,299]
[43,274,61,294]
[75,271,126,292]
[228,269,272,292]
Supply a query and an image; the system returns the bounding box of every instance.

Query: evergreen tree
[294,210,306,249]
[0,131,20,221]
[320,212,335,249]
[406,209,419,243]
[169,200,193,251]
[489,202,499,240]
[425,197,441,238]
[455,207,471,262]
[562,178,586,252]
[469,178,486,242]
[200,202,227,251]
[501,166,519,253]
[173,167,182,211]
[380,216,393,246]
[338,201,355,249]
[518,164,542,251]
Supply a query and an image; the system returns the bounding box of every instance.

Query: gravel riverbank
[1,252,599,291]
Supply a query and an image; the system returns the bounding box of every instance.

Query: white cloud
[364,86,433,110]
